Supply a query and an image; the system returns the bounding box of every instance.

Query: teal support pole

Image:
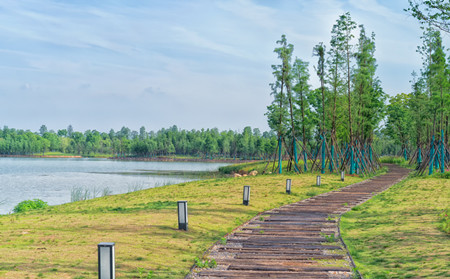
[350,146,354,175]
[369,145,373,163]
[303,150,308,172]
[329,145,334,172]
[343,143,348,167]
[361,148,366,172]
[278,136,282,174]
[293,140,299,172]
[417,147,422,165]
[404,147,407,161]
[429,135,435,175]
[354,140,359,173]
[441,129,445,173]
[321,135,326,174]
[436,152,440,170]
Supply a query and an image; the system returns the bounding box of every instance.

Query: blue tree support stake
[417,147,422,166]
[441,129,445,173]
[350,146,354,175]
[321,134,326,174]
[278,136,282,174]
[329,145,334,172]
[429,135,435,175]
[293,140,299,172]
[303,150,308,172]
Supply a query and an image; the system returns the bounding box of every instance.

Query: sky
[0,0,447,133]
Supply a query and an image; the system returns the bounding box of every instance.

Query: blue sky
[0,0,446,133]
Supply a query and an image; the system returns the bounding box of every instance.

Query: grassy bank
[218,160,319,174]
[0,172,364,279]
[341,176,450,278]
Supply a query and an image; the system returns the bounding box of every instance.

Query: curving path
[190,164,410,279]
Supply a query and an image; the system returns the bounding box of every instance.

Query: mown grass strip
[0,172,364,279]
[341,176,450,278]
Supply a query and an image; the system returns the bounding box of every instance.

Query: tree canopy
[0,125,277,159]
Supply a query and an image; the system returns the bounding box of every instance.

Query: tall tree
[266,35,294,173]
[331,12,357,143]
[353,25,385,142]
[327,26,345,142]
[313,43,327,134]
[406,0,450,33]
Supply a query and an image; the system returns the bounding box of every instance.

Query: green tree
[385,93,411,146]
[406,0,450,33]
[353,25,386,142]
[331,12,357,143]
[313,42,327,134]
[39,125,48,137]
[292,58,313,148]
[266,35,293,138]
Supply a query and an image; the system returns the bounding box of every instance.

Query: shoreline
[0,154,83,159]
[0,154,260,164]
[108,156,260,164]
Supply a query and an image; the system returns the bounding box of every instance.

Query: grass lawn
[341,175,450,278]
[218,159,317,174]
[0,172,364,279]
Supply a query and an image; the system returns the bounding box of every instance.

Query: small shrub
[320,232,337,242]
[13,199,48,213]
[137,267,154,279]
[219,237,227,245]
[194,257,217,268]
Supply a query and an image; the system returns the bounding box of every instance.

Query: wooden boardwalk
[189,165,410,279]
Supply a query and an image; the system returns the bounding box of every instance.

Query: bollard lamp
[243,186,250,205]
[286,179,291,194]
[177,201,188,231]
[98,242,115,279]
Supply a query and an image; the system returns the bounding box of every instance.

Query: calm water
[0,158,229,214]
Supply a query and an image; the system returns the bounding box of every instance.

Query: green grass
[438,208,450,234]
[341,176,450,278]
[379,156,413,168]
[0,172,364,278]
[218,161,269,174]
[32,152,113,158]
[218,159,329,175]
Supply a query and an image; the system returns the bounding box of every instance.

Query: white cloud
[216,0,276,30]
[0,0,435,131]
[171,26,245,58]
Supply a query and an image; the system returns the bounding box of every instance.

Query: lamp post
[177,201,188,231]
[286,179,291,194]
[316,175,321,186]
[341,171,345,182]
[98,242,115,279]
[243,186,250,205]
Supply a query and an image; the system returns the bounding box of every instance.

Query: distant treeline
[0,125,279,159]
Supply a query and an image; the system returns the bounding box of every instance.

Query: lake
[0,157,229,214]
